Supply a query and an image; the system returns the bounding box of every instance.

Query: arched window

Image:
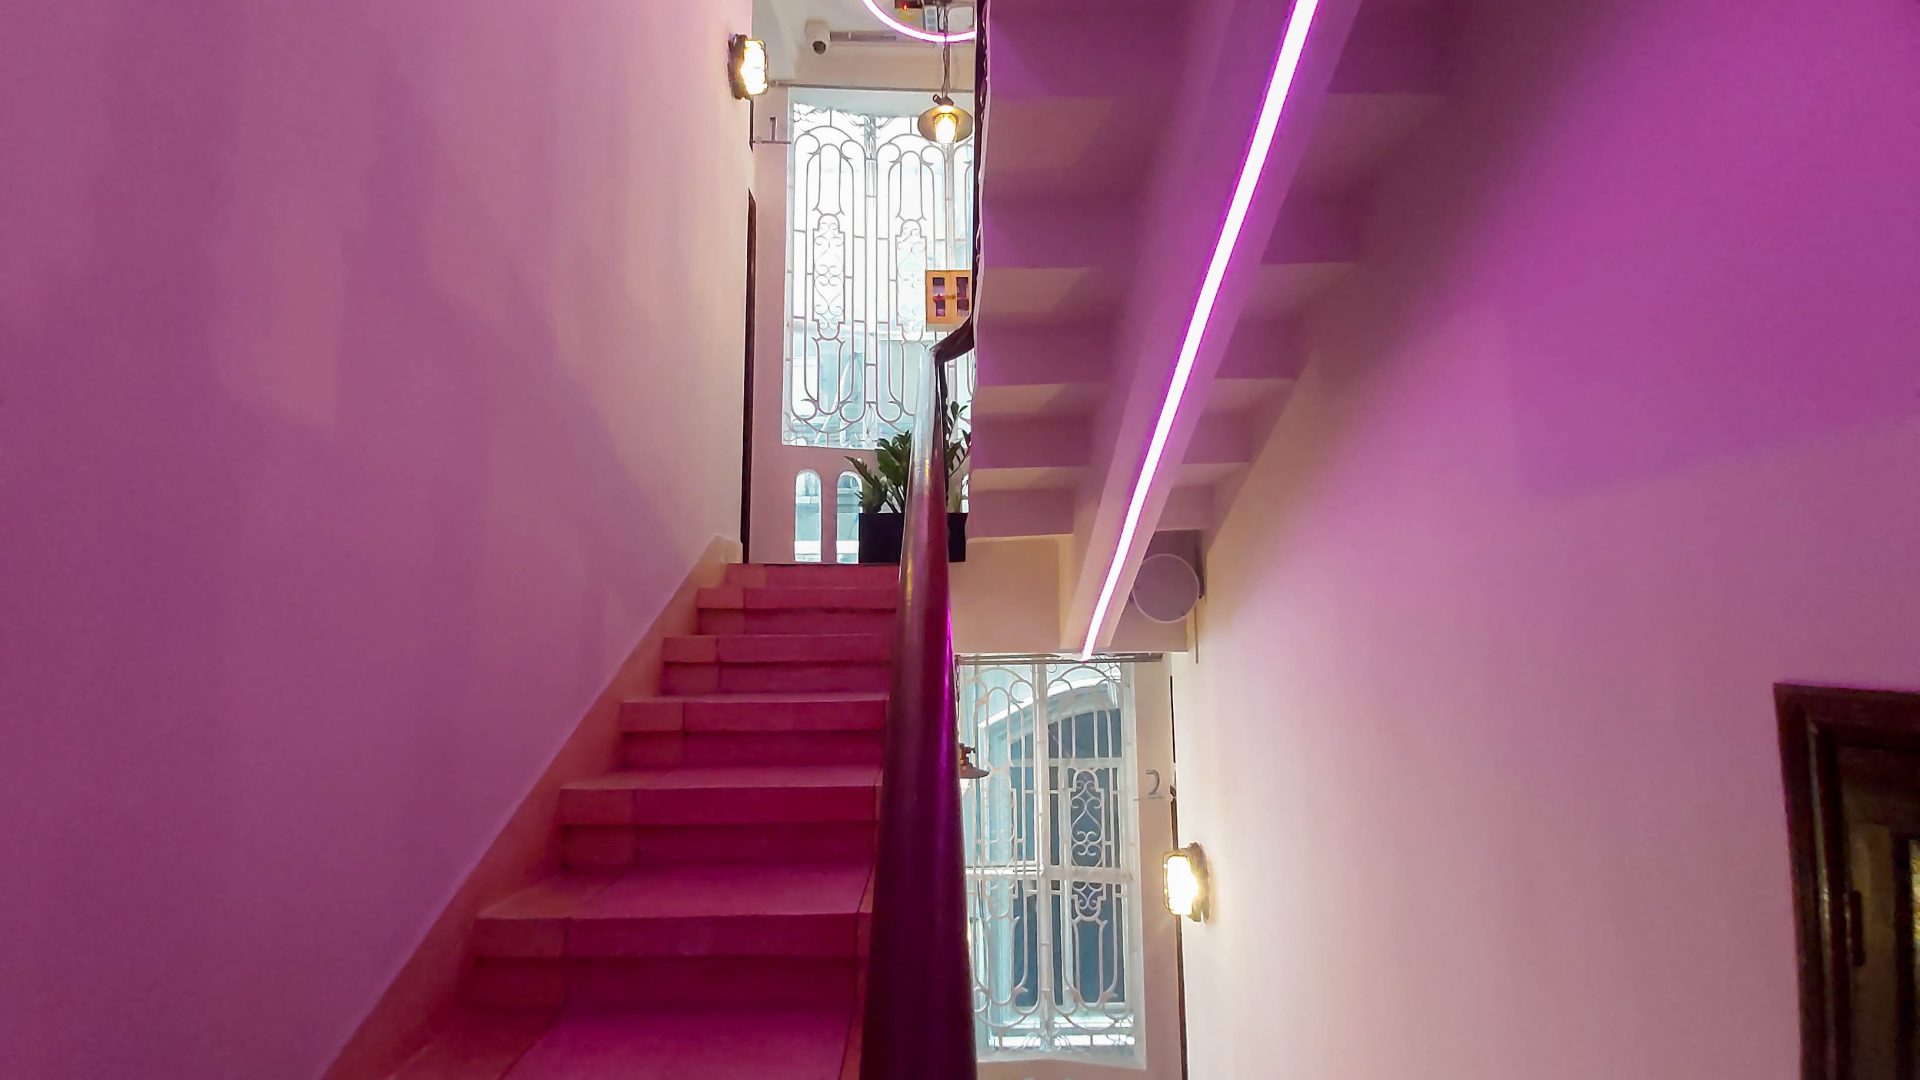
[836,472,863,564]
[795,470,822,563]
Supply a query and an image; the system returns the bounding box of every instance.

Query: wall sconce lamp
[728,35,770,99]
[1163,843,1210,922]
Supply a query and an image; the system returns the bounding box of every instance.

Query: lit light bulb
[741,46,768,96]
[729,36,770,99]
[916,101,973,145]
[1163,844,1209,921]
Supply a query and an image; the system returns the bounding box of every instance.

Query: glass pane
[794,471,821,563]
[836,472,861,564]
[784,97,975,449]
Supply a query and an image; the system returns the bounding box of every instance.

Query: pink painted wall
[0,2,750,1077]
[1171,0,1920,1076]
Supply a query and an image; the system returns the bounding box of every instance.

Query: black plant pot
[857,512,968,564]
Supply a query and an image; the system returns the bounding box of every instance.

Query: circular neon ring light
[859,0,977,43]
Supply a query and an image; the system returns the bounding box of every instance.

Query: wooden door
[1780,684,1920,1080]
[1837,746,1920,1080]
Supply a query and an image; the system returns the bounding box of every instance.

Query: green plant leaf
[876,433,911,511]
[845,456,889,513]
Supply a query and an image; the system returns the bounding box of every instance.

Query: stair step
[622,693,888,733]
[398,1007,857,1080]
[475,863,869,960]
[467,956,858,1010]
[663,661,891,695]
[726,563,899,589]
[697,585,898,613]
[564,820,877,870]
[623,729,882,769]
[388,1008,556,1080]
[699,606,897,636]
[558,766,880,827]
[663,633,892,665]
[619,692,887,768]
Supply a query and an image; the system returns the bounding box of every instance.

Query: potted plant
[846,401,970,564]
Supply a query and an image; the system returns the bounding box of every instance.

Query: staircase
[393,563,897,1079]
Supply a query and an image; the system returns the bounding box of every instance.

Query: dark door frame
[1167,670,1191,1080]
[1778,682,1920,1080]
[740,193,757,557]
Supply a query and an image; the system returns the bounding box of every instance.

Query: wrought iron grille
[784,100,975,449]
[957,659,1144,1062]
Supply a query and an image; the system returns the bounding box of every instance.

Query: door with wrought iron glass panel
[958,659,1146,1063]
[784,97,974,451]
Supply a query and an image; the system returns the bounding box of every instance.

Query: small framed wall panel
[926,269,972,327]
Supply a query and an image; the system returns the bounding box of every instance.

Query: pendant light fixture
[916,2,974,146]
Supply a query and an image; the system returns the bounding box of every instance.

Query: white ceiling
[756,0,874,38]
[791,85,973,116]
[756,0,977,34]
[754,0,977,80]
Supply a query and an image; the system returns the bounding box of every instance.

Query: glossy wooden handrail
[858,357,974,1079]
[857,5,989,1074]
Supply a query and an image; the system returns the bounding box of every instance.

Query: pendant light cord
[938,1,953,101]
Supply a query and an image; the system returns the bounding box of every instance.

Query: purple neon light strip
[860,0,977,43]
[1081,0,1325,659]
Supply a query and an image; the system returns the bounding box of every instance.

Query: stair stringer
[320,534,742,1080]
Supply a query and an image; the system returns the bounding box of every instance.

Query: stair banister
[858,350,974,1079]
[858,4,989,1074]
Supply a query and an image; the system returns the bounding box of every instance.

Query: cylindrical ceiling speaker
[1131,551,1203,624]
